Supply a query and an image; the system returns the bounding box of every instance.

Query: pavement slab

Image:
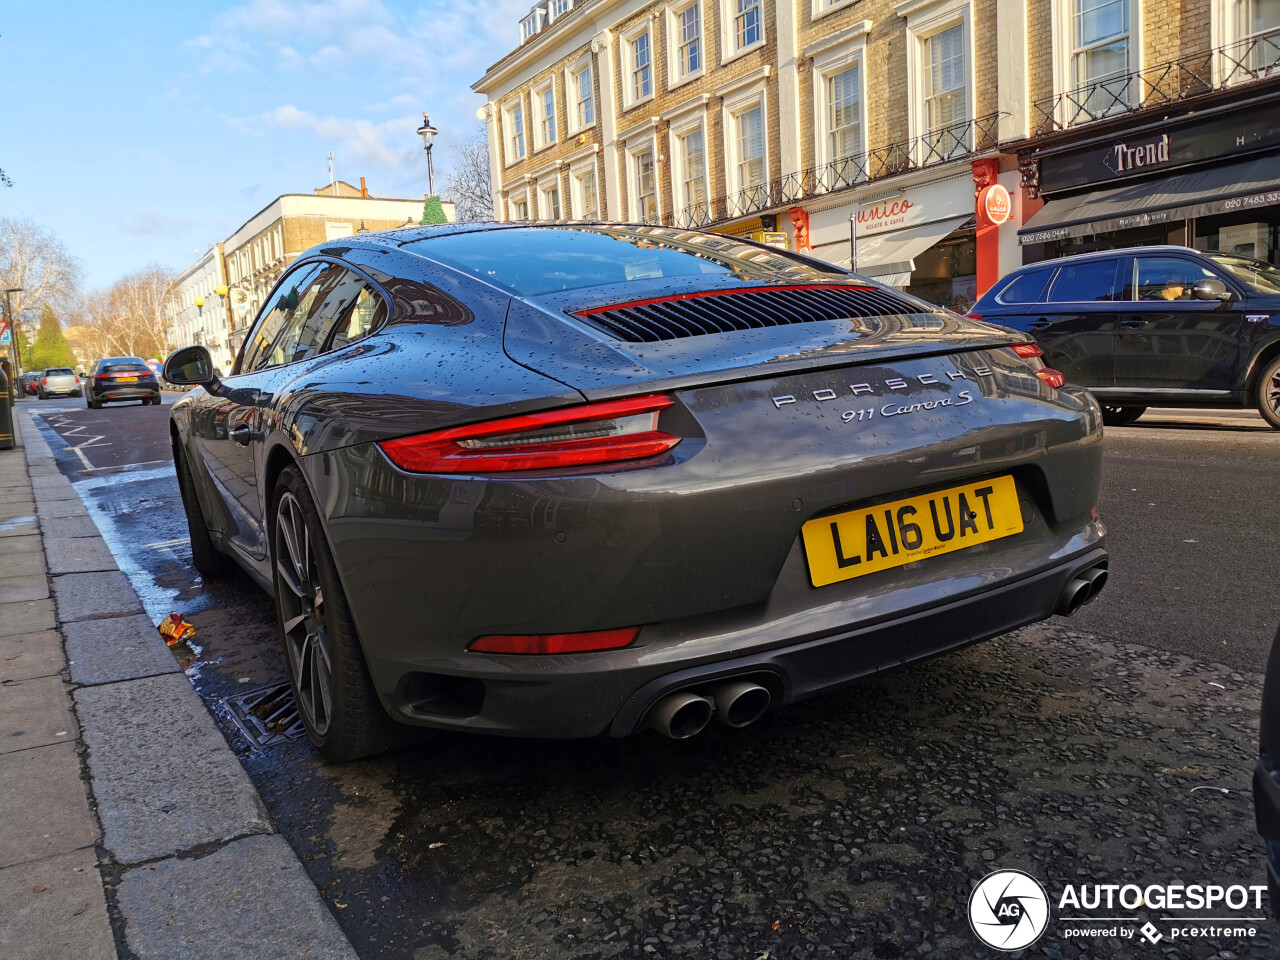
[0,674,76,756]
[0,533,42,555]
[64,614,180,685]
[75,673,271,865]
[0,499,37,520]
[44,536,118,575]
[0,630,64,682]
[0,847,114,960]
[35,498,89,519]
[0,742,99,868]
[53,571,144,623]
[0,574,50,604]
[116,834,358,960]
[0,551,47,578]
[39,515,101,539]
[0,598,56,637]
[0,516,39,538]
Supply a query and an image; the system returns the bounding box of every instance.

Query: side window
[287,268,370,364]
[1132,257,1216,302]
[997,267,1055,305]
[324,284,388,352]
[238,264,325,374]
[1046,260,1121,303]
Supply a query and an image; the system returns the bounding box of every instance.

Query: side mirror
[163,345,219,387]
[1192,277,1232,301]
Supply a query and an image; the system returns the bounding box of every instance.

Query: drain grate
[223,681,308,748]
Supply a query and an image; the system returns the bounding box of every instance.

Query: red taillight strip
[574,284,875,317]
[470,626,640,655]
[1036,368,1066,388]
[379,394,678,474]
[1011,343,1044,359]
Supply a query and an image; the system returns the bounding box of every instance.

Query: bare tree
[443,122,494,222]
[0,219,82,352]
[76,266,178,361]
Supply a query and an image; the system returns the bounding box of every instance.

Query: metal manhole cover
[223,681,307,748]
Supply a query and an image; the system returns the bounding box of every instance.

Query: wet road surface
[24,396,1280,959]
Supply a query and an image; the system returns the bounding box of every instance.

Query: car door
[1113,255,1247,391]
[191,261,326,559]
[1029,257,1124,387]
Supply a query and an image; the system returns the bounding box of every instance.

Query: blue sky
[1,0,526,290]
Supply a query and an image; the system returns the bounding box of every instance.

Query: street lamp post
[4,288,23,377]
[416,112,439,197]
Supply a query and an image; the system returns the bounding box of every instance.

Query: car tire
[36,389,45,400]
[1101,405,1146,427]
[174,444,232,579]
[1258,355,1280,430]
[271,465,399,762]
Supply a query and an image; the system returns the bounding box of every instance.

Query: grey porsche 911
[164,223,1108,761]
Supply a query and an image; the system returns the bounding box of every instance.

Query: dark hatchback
[87,357,161,408]
[968,246,1280,427]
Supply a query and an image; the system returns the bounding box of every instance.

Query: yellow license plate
[118,376,138,382]
[801,475,1024,587]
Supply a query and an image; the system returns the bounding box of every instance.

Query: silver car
[37,368,81,399]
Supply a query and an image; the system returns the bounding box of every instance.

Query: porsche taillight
[1011,343,1043,359]
[1008,342,1065,388]
[470,626,640,655]
[379,395,680,474]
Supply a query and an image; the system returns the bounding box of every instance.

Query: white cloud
[235,104,419,170]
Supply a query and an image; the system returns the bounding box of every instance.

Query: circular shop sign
[968,869,1050,951]
[982,184,1012,225]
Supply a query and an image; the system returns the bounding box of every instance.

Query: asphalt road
[24,395,1280,959]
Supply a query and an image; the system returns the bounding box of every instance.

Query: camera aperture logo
[969,870,1051,951]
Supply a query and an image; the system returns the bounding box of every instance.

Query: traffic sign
[0,319,8,338]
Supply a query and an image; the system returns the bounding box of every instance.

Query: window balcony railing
[1032,25,1280,136]
[637,112,1002,231]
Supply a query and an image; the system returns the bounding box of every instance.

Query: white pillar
[592,29,621,220]
[484,102,503,220]
[775,0,802,177]
[996,0,1029,142]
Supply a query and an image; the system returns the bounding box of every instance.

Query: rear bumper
[359,542,1104,739]
[90,385,159,402]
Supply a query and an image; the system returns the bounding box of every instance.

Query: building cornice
[713,65,773,98]
[802,20,873,58]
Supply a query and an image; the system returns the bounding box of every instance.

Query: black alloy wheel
[1100,405,1146,427]
[1259,356,1280,430]
[271,465,396,761]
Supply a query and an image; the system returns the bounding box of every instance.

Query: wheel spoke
[311,641,332,729]
[282,611,307,634]
[276,559,305,600]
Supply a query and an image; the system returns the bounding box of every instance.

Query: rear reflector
[470,626,640,655]
[1011,343,1043,358]
[1036,368,1066,388]
[379,395,679,473]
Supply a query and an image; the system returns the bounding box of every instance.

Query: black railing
[636,112,1002,231]
[1032,26,1280,135]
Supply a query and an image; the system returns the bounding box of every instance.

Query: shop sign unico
[857,199,914,234]
[981,184,1012,225]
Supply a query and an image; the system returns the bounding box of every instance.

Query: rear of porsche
[320,257,1107,740]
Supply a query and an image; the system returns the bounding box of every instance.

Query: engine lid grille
[572,284,925,343]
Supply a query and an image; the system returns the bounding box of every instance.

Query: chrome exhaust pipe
[710,681,771,728]
[1056,578,1092,617]
[1078,565,1107,605]
[648,691,714,739]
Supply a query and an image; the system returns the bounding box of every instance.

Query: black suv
[969,246,1280,427]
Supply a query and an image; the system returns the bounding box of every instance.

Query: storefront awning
[1019,153,1280,245]
[855,216,971,288]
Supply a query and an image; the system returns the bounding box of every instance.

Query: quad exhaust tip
[1056,562,1108,617]
[649,681,772,738]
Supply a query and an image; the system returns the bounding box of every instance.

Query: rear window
[997,268,1054,304]
[410,225,842,296]
[1046,260,1121,302]
[45,368,74,376]
[103,363,149,374]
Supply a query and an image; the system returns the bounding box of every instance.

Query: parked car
[1254,626,1280,914]
[37,367,81,399]
[86,357,161,408]
[967,245,1280,427]
[19,371,41,397]
[165,223,1108,761]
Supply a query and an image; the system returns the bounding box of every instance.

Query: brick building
[474,0,1280,307]
[220,183,434,352]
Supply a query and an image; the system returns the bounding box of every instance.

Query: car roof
[1014,245,1203,271]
